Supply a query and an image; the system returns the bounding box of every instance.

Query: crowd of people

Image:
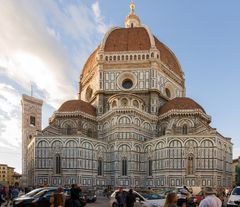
[164,186,224,207]
[0,185,22,206]
[50,184,86,207]
[0,184,86,207]
[113,185,226,207]
[0,183,230,207]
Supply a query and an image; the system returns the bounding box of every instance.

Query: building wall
[0,164,8,185]
[29,126,232,188]
[232,157,240,186]
[0,164,19,186]
[21,95,43,187]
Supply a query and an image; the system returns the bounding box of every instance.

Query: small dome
[58,100,96,116]
[159,97,205,115]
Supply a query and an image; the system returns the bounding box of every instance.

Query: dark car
[18,188,45,198]
[13,187,69,207]
[82,190,97,203]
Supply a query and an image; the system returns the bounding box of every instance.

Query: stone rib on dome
[58,100,96,116]
[154,37,183,78]
[82,47,99,76]
[159,97,205,115]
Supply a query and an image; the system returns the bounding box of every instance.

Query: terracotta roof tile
[58,100,96,116]
[104,27,151,52]
[159,97,205,115]
[81,27,183,79]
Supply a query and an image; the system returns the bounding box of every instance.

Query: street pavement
[0,196,229,207]
[88,195,110,207]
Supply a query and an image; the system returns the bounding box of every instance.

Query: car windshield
[232,188,240,195]
[142,194,163,200]
[33,188,57,198]
[24,188,43,197]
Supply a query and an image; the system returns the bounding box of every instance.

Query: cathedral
[22,4,232,189]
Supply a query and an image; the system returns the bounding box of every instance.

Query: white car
[110,189,165,207]
[227,186,240,207]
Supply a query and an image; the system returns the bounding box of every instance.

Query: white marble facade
[23,5,232,189]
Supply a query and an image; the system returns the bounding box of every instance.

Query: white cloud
[0,0,109,172]
[92,1,108,34]
[0,84,21,172]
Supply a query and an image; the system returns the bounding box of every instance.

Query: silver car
[110,189,165,207]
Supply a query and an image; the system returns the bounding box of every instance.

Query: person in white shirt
[199,187,222,207]
[177,186,190,207]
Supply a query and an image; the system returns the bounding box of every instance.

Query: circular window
[122,79,133,89]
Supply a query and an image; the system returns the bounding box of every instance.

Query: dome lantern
[125,2,141,28]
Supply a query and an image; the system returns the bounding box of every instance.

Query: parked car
[110,189,165,207]
[18,188,45,198]
[227,186,240,207]
[13,187,70,207]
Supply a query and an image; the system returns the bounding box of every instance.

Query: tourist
[115,187,126,207]
[199,187,222,207]
[177,186,190,207]
[126,189,136,207]
[163,192,178,207]
[50,186,65,207]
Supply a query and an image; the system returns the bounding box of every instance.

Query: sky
[0,0,239,173]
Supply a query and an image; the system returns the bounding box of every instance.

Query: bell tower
[21,94,43,186]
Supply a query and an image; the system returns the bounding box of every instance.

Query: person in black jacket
[126,189,136,207]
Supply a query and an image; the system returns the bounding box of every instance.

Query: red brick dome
[58,100,96,116]
[81,27,183,79]
[159,97,205,115]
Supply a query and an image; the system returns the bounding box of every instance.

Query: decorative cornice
[159,109,211,122]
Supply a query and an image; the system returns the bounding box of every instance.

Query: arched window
[162,127,166,136]
[133,100,139,108]
[165,88,171,98]
[148,159,153,176]
[182,124,188,135]
[119,116,131,124]
[121,98,128,106]
[55,154,61,174]
[85,86,93,102]
[97,159,103,176]
[30,116,36,126]
[112,100,117,108]
[122,158,127,176]
[66,125,72,135]
[187,155,194,174]
[87,129,93,137]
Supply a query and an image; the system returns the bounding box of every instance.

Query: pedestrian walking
[163,192,178,207]
[65,184,86,207]
[126,189,136,207]
[177,186,190,207]
[50,186,65,207]
[115,187,126,207]
[199,187,222,207]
